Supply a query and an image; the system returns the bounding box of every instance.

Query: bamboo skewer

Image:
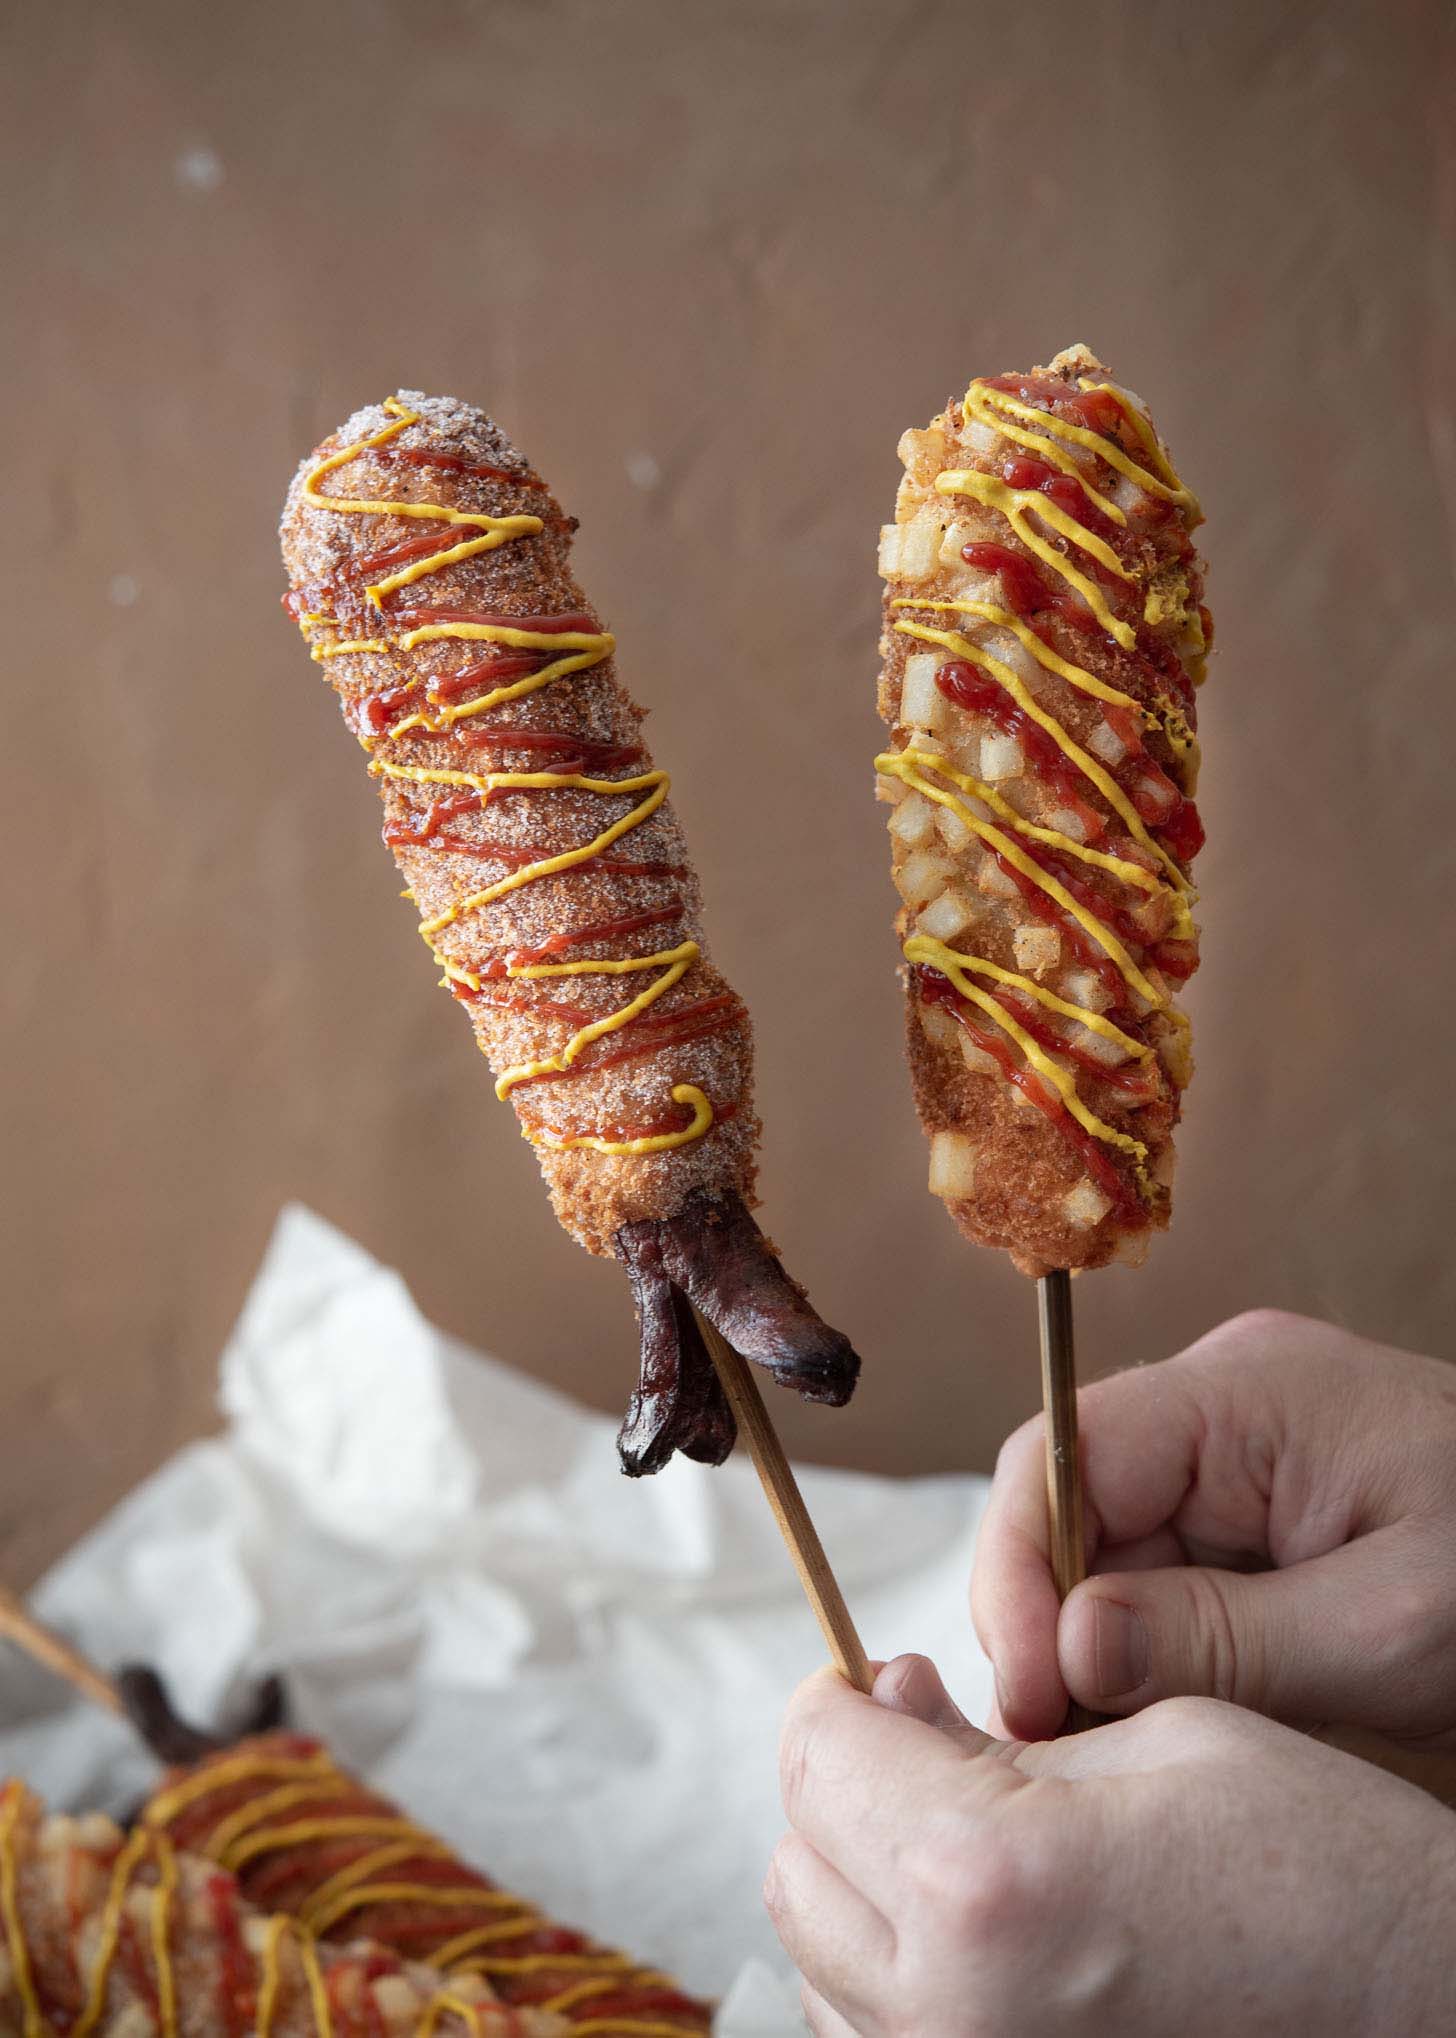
[1035,1270,1098,1733]
[0,1582,123,1716]
[691,1305,874,1695]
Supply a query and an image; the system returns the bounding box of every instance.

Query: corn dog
[281,393,858,1468]
[0,1781,555,2038]
[133,1722,713,2036]
[876,346,1209,1276]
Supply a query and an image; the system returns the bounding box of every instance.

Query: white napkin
[0,1204,994,2034]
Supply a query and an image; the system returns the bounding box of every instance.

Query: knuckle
[904,1822,1032,1944]
[777,1709,817,1821]
[992,1416,1043,1485]
[1192,1307,1307,1374]
[1360,1573,1451,1677]
[778,1693,856,1826]
[1222,1305,1303,1340]
[1150,1692,1253,1748]
[1178,1573,1256,1706]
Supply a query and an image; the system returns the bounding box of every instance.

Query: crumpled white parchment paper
[0,1204,993,2034]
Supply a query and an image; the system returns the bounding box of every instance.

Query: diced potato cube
[977,854,1021,899]
[959,416,1000,456]
[895,850,955,908]
[877,524,901,576]
[374,1978,422,2019]
[938,520,977,570]
[979,732,1022,781]
[898,425,947,482]
[917,888,977,943]
[1110,474,1149,521]
[961,1035,999,1078]
[1062,967,1113,1013]
[897,506,945,581]
[1064,1018,1131,1067]
[1044,806,1090,843]
[1133,890,1175,942]
[945,726,985,779]
[984,631,1038,681]
[918,1003,962,1053]
[1085,719,1128,766]
[928,1130,978,1201]
[1012,925,1061,976]
[935,803,974,853]
[1062,1180,1113,1229]
[899,653,947,733]
[1151,1013,1194,1089]
[889,790,936,850]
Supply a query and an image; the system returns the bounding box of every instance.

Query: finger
[1011,1692,1275,1780]
[801,1980,871,2038]
[1059,1523,1456,1731]
[779,1665,1019,1907]
[973,1331,1285,1740]
[762,1831,892,2033]
[872,1653,992,1756]
[1090,1527,1186,1575]
[970,1417,1073,1740]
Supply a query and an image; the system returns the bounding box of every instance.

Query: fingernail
[1091,1599,1149,1698]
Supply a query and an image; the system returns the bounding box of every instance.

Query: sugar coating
[280,394,757,1256]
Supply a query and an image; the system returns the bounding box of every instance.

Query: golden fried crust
[140,1734,714,2031]
[280,393,757,1256]
[0,1785,552,2037]
[878,348,1207,1278]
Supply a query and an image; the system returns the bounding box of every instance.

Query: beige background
[2,0,1453,1588]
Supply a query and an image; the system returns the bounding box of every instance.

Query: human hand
[766,1655,1456,2037]
[972,1310,1456,1744]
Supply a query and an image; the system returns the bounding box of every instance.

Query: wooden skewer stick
[1036,1269,1098,1733]
[691,1305,873,1695]
[0,1581,124,1716]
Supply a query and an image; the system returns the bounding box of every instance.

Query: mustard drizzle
[964,380,1199,517]
[0,1784,535,2038]
[876,750,1168,1010]
[0,1784,42,2038]
[298,399,715,1158]
[890,617,1195,919]
[145,1748,705,2032]
[888,595,1198,771]
[881,373,1204,1201]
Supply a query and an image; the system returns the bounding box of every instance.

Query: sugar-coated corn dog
[876,346,1209,1277]
[281,393,858,1469]
[136,1729,713,2035]
[0,1781,556,2038]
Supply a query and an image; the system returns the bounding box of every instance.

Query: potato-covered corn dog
[135,1727,713,2036]
[281,394,858,1469]
[876,347,1208,1276]
[0,1782,555,2038]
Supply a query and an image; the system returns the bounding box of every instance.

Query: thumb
[1059,1529,1452,1731]
[872,1653,993,1755]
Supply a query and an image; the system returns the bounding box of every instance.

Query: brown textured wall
[3,0,1453,1586]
